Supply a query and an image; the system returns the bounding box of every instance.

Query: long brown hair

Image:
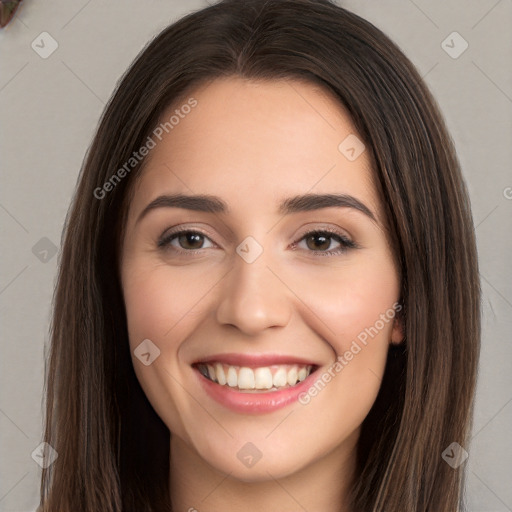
[39,0,481,510]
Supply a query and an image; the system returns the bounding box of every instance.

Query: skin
[120,77,404,512]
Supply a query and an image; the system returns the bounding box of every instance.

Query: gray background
[1,1,511,510]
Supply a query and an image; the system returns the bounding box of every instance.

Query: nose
[215,252,292,336]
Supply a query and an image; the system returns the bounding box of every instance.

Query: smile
[192,354,321,414]
[196,362,315,392]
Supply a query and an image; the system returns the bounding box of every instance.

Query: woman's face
[120,77,403,482]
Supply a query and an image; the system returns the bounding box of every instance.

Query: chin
[206,448,309,482]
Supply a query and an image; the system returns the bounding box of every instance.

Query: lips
[192,353,321,413]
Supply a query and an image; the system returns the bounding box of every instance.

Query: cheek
[336,264,399,349]
[288,258,399,432]
[122,259,217,346]
[121,259,223,441]
[285,252,400,354]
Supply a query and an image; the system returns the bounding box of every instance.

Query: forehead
[128,77,380,222]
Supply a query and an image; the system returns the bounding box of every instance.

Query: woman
[39,0,481,510]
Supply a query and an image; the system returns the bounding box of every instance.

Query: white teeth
[238,367,256,389]
[215,363,226,385]
[254,367,273,389]
[200,363,314,391]
[227,366,238,387]
[273,367,287,388]
[287,367,298,386]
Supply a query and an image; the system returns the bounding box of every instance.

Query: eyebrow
[135,193,377,224]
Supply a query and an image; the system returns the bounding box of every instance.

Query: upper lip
[193,353,320,368]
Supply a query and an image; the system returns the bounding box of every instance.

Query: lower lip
[194,367,318,414]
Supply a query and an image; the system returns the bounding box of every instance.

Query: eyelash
[157,227,358,257]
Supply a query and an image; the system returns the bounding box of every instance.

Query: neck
[169,430,358,512]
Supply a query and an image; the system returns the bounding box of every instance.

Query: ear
[390,303,405,345]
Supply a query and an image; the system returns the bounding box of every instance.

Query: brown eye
[294,229,357,256]
[305,233,332,251]
[158,230,215,251]
[177,232,205,250]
